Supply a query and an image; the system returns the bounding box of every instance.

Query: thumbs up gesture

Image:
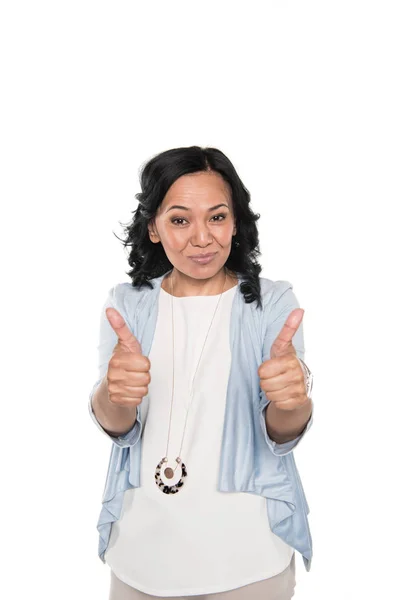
[258,308,308,412]
[104,307,151,407]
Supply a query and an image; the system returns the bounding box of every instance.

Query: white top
[104,284,294,596]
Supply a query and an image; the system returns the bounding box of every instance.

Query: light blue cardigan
[89,270,314,571]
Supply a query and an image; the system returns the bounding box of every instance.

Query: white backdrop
[1,1,399,598]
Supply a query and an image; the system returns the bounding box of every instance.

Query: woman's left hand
[258,308,309,412]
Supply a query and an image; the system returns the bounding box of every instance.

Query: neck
[166,267,236,297]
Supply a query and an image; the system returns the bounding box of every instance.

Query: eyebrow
[166,203,230,213]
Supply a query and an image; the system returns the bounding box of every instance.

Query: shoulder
[258,277,295,310]
[258,277,301,327]
[104,281,150,317]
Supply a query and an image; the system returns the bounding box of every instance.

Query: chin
[188,264,227,279]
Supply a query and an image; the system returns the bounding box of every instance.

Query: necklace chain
[165,268,228,473]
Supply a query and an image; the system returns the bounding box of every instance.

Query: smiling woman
[115,145,263,303]
[90,145,313,600]
[147,169,239,296]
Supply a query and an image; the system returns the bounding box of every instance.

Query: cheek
[221,229,234,245]
[162,228,183,246]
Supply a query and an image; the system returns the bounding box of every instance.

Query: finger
[259,371,294,392]
[109,394,144,406]
[106,307,142,354]
[107,367,151,388]
[109,353,151,372]
[258,355,297,379]
[271,308,304,355]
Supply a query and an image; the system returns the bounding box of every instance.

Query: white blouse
[104,284,294,596]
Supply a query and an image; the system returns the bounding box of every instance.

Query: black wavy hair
[115,146,263,308]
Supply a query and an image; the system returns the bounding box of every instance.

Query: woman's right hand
[104,307,151,407]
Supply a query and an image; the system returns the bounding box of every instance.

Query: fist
[105,307,151,407]
[258,308,308,411]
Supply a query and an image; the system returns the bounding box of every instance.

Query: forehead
[161,171,232,209]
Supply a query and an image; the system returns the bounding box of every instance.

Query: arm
[265,397,313,444]
[91,375,138,436]
[259,280,314,456]
[88,285,143,448]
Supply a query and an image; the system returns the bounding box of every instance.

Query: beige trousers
[108,552,296,600]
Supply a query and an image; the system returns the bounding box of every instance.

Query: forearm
[92,376,138,437]
[265,398,313,444]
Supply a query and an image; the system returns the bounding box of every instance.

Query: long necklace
[154,268,228,494]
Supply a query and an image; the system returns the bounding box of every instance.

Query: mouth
[188,252,217,264]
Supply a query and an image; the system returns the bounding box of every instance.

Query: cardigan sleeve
[259,280,313,456]
[88,284,143,448]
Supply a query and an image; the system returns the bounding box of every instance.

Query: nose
[190,225,213,247]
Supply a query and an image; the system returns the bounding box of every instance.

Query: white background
[1,1,399,598]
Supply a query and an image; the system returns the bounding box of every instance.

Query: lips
[188,253,216,258]
[188,252,217,264]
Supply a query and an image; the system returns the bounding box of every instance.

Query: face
[148,171,237,280]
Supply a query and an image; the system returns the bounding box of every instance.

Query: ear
[148,220,160,243]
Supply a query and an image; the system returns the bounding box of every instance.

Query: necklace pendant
[164,467,174,479]
[155,457,187,494]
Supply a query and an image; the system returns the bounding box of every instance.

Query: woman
[89,146,314,599]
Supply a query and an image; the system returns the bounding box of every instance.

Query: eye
[170,214,227,226]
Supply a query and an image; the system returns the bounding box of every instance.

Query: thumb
[105,307,142,354]
[270,308,304,359]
